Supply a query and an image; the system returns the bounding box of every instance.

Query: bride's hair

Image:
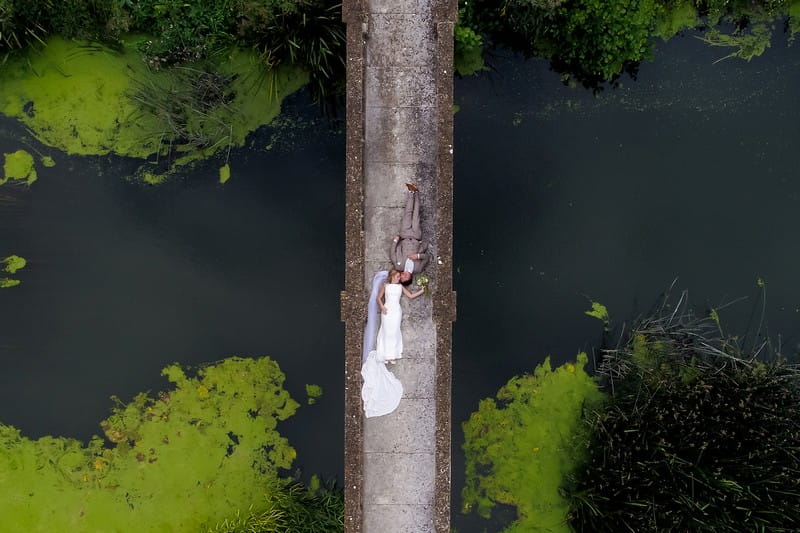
[387,269,400,283]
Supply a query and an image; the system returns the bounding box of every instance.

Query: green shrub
[652,0,701,39]
[239,0,345,104]
[0,0,50,50]
[129,0,239,67]
[46,0,126,43]
[454,24,486,76]
[0,0,125,53]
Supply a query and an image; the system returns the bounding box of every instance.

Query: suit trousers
[399,191,421,240]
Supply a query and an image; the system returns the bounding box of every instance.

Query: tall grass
[209,478,344,533]
[568,289,800,532]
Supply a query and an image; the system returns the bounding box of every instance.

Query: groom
[391,183,429,285]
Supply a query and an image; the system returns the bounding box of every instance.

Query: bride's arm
[402,286,425,300]
[377,284,387,313]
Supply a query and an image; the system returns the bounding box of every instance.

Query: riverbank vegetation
[458,0,799,87]
[463,291,800,531]
[0,0,344,99]
[0,0,794,177]
[0,1,339,182]
[0,356,343,532]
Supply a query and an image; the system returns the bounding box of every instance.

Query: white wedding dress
[361,277,404,418]
[375,284,403,361]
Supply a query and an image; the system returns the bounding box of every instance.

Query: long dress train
[361,276,403,418]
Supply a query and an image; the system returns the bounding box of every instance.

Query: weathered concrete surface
[342,0,457,532]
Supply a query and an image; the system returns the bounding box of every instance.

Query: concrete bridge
[340,1,457,532]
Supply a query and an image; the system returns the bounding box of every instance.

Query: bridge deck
[341,1,456,532]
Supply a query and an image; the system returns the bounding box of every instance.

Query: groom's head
[399,272,412,286]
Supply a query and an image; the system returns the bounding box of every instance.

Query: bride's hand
[381,306,388,315]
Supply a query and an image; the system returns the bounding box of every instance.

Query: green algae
[0,356,302,532]
[305,384,323,405]
[2,150,37,185]
[0,38,308,178]
[584,301,610,331]
[40,156,56,167]
[2,255,27,274]
[142,171,167,185]
[0,38,160,158]
[219,163,231,184]
[462,353,606,532]
[1,255,26,288]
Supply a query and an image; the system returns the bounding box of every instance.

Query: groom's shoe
[406,183,419,192]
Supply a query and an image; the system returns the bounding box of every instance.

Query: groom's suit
[391,191,429,274]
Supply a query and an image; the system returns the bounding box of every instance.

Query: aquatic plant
[568,292,800,532]
[2,149,37,185]
[0,0,126,56]
[2,254,25,273]
[651,0,701,40]
[0,38,307,178]
[240,0,346,106]
[208,476,343,533]
[584,301,609,328]
[457,0,796,88]
[454,24,486,76]
[0,254,25,288]
[127,63,239,159]
[305,384,323,405]
[128,0,238,67]
[0,356,342,532]
[698,24,773,63]
[219,163,232,184]
[0,0,49,51]
[462,353,605,532]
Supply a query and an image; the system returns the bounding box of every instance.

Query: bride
[361,269,424,417]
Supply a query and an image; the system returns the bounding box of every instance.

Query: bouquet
[415,274,430,295]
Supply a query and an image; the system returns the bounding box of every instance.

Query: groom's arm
[412,240,429,261]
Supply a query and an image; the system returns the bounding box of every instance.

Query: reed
[568,288,800,532]
[127,63,235,161]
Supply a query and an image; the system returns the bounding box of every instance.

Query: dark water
[0,96,346,482]
[1,28,799,532]
[451,33,800,530]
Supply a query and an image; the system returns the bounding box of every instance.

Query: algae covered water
[0,93,346,482]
